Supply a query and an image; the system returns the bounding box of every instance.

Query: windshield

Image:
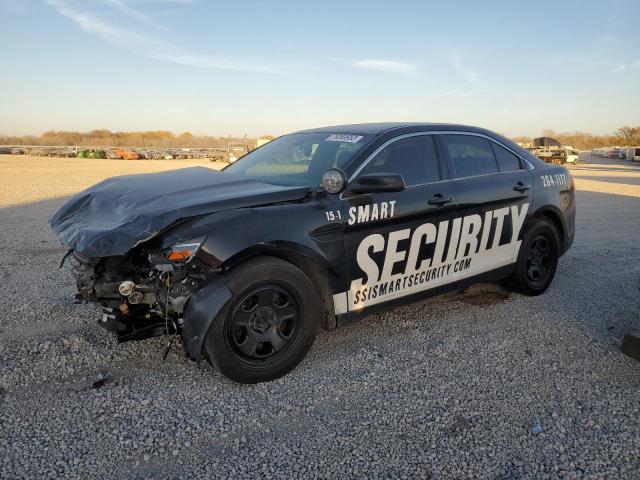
[224,132,373,186]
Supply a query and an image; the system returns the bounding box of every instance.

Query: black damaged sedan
[52,123,575,383]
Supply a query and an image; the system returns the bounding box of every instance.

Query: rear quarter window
[492,143,522,172]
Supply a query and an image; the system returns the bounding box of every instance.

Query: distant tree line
[0,129,265,149]
[2,127,639,151]
[512,126,640,150]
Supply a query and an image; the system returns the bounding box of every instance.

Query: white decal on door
[347,201,396,225]
[346,203,529,311]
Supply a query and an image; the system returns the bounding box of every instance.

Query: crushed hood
[51,167,310,258]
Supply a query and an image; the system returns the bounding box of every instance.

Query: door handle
[428,194,452,207]
[513,182,531,193]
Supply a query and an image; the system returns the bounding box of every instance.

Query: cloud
[611,60,640,73]
[353,59,416,75]
[102,0,168,31]
[46,0,284,75]
[449,50,485,88]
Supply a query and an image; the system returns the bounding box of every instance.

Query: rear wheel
[506,220,560,296]
[204,257,320,383]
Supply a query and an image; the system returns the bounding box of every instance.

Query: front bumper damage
[68,249,231,360]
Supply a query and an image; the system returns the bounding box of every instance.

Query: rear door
[340,133,459,313]
[437,133,532,282]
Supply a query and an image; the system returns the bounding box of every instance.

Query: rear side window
[492,143,522,172]
[360,135,440,186]
[442,135,498,178]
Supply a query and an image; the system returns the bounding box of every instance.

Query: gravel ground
[1,154,639,479]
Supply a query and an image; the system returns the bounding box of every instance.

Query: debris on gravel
[531,425,544,435]
[90,370,114,390]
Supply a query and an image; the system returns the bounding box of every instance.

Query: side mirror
[349,172,405,194]
[321,168,348,194]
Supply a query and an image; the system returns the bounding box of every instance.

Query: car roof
[293,122,491,136]
[291,122,546,168]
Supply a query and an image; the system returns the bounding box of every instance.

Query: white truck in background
[526,137,579,165]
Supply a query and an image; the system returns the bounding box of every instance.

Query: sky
[0,0,639,137]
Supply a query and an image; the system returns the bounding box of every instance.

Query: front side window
[359,135,440,186]
[442,134,498,178]
[492,143,522,172]
[224,132,373,186]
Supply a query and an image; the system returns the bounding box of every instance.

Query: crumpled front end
[67,239,219,345]
[51,166,313,359]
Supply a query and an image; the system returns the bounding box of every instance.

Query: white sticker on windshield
[325,134,364,143]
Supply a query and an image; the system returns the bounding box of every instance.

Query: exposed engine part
[118,280,135,296]
[127,291,144,304]
[153,264,174,273]
[69,250,216,342]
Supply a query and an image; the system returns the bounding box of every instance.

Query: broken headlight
[165,238,205,263]
[149,237,206,265]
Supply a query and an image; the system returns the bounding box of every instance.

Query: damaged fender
[182,274,232,361]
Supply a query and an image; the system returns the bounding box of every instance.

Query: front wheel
[506,219,560,296]
[204,257,320,383]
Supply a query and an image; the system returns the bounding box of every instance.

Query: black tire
[204,257,320,383]
[506,220,560,296]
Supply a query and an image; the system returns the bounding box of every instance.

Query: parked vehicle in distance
[529,147,577,165]
[626,147,640,161]
[533,136,563,148]
[527,137,579,165]
[51,123,576,383]
[529,147,553,158]
[116,149,139,160]
[608,148,621,158]
[565,149,579,164]
[594,147,612,157]
[105,149,121,159]
[77,149,105,159]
